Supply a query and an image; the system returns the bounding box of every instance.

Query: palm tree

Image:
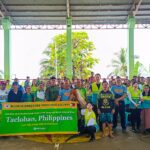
[108,48,147,78]
[134,61,148,76]
[108,48,127,77]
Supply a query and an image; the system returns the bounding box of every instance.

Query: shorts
[100,113,113,123]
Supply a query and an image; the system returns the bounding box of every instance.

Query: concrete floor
[0,130,150,150]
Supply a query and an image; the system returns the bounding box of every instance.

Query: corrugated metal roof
[0,0,150,25]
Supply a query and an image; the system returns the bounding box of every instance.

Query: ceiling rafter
[66,0,71,18]
[128,0,143,17]
[0,0,150,26]
[133,0,143,16]
[0,0,9,16]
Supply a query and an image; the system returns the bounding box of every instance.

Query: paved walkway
[0,130,150,150]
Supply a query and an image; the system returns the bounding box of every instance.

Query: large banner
[0,101,78,136]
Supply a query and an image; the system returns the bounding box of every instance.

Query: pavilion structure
[0,0,150,80]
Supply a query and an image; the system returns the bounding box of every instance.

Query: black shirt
[98,90,115,113]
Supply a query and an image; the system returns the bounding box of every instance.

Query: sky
[0,28,150,79]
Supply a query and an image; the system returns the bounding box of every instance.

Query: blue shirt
[111,85,127,99]
[59,88,72,101]
[8,90,23,102]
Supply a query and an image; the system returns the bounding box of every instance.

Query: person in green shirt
[6,80,11,91]
[45,77,60,101]
[21,85,35,102]
[128,81,143,132]
[35,83,45,102]
[90,73,103,117]
[75,79,87,108]
[31,79,38,96]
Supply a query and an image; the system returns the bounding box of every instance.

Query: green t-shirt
[31,85,38,96]
[21,93,34,102]
[45,86,59,101]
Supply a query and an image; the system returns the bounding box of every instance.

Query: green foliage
[0,70,3,79]
[108,48,127,77]
[108,48,147,77]
[40,32,99,78]
[133,61,148,76]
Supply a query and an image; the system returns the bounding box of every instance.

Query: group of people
[0,74,150,142]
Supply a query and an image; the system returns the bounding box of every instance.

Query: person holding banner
[70,79,87,107]
[128,82,143,133]
[141,85,150,134]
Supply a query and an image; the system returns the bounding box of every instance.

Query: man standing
[45,77,60,101]
[111,76,127,132]
[57,78,72,101]
[90,73,103,116]
[98,81,115,137]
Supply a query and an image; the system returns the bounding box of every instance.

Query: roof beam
[0,0,9,16]
[0,9,4,17]
[66,0,70,17]
[0,0,14,23]
[0,1,4,17]
[133,0,143,16]
[129,0,143,17]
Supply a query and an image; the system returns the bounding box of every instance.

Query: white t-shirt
[36,90,45,100]
[81,109,95,126]
[0,89,9,102]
